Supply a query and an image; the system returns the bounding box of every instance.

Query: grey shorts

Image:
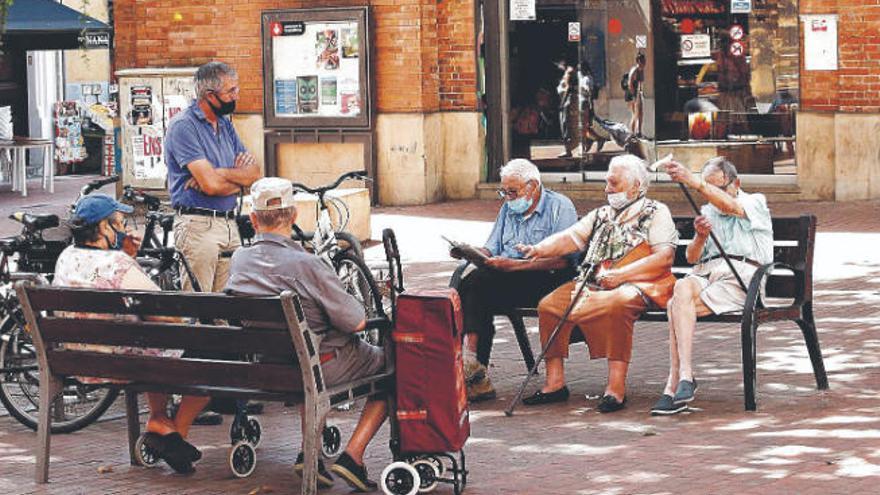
[689,258,759,315]
[321,338,385,387]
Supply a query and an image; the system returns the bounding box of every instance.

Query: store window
[653,0,799,174]
[491,0,798,178]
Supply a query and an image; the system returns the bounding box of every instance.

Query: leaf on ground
[248,485,275,495]
[642,428,658,436]
[97,465,114,474]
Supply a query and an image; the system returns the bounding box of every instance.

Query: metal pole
[675,182,748,292]
[505,266,596,417]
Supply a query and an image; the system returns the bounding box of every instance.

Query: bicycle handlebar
[123,186,162,210]
[82,175,120,196]
[291,170,369,195]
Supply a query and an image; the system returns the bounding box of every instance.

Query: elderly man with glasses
[452,159,578,402]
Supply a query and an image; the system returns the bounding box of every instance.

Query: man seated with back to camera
[453,158,578,402]
[224,177,386,492]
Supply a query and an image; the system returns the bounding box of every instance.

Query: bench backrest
[671,215,816,301]
[15,284,330,397]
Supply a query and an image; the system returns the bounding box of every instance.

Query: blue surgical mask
[104,227,126,250]
[507,195,533,214]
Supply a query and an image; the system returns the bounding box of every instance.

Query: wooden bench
[15,282,393,495]
[450,215,828,411]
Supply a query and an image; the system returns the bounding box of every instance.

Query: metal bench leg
[740,317,758,411]
[125,391,141,466]
[35,375,62,483]
[507,312,536,373]
[796,302,829,391]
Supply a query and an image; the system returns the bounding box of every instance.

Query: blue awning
[4,0,112,50]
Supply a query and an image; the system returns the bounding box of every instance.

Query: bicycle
[0,175,122,433]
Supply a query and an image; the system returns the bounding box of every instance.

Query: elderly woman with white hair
[454,158,578,402]
[518,154,678,412]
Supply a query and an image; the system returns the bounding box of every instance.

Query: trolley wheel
[322,424,342,458]
[228,441,257,478]
[134,434,161,468]
[381,461,420,495]
[244,417,262,448]
[411,459,440,493]
[426,455,446,477]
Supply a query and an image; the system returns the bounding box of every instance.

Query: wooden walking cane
[651,155,748,292]
[505,263,598,417]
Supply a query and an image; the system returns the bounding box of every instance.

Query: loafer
[522,386,570,406]
[673,378,698,404]
[597,394,627,413]
[331,452,378,492]
[192,410,223,426]
[142,432,196,474]
[294,452,335,488]
[650,394,687,416]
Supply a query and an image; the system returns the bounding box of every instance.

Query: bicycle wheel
[0,312,119,433]
[333,252,386,344]
[334,231,365,261]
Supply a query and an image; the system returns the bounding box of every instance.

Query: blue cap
[73,194,134,225]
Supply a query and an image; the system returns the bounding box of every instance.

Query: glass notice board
[262,7,371,129]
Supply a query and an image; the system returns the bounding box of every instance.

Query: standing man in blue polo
[165,61,262,293]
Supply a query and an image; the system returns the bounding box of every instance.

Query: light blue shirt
[700,190,774,265]
[484,187,579,265]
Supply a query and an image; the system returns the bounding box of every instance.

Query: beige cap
[250,177,295,210]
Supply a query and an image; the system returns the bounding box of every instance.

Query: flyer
[316,29,340,70]
[321,77,338,106]
[341,27,359,58]
[275,79,299,114]
[297,75,319,113]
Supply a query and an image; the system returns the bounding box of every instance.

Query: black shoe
[294,452,335,488]
[142,432,196,474]
[522,386,570,406]
[597,394,627,413]
[331,452,378,492]
[192,410,223,426]
[244,401,264,415]
[673,378,698,404]
[650,394,687,416]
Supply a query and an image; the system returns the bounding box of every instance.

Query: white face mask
[607,191,630,210]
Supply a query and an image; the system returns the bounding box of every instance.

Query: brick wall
[113,0,479,114]
[800,0,880,112]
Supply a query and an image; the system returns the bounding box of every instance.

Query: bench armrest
[746,261,799,312]
[364,317,392,332]
[448,261,472,290]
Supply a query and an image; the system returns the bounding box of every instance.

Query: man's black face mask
[208,92,236,116]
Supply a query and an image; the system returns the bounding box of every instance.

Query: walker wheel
[322,424,342,458]
[381,461,420,495]
[134,434,160,468]
[229,441,257,478]
[411,459,440,493]
[244,417,262,448]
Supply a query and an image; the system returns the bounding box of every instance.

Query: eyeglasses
[496,187,523,200]
[212,86,240,98]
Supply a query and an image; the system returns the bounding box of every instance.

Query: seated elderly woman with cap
[53,194,210,474]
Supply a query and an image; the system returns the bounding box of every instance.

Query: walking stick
[652,156,747,292]
[505,264,597,417]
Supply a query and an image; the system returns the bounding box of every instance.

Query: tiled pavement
[2,177,880,494]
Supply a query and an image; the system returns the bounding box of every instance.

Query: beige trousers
[173,214,241,292]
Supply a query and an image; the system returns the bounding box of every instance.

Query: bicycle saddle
[159,214,175,232]
[11,212,60,231]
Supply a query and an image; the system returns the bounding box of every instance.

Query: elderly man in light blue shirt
[451,159,578,402]
[652,156,773,415]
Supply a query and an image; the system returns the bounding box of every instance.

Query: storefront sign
[802,15,838,71]
[680,34,710,59]
[729,24,744,41]
[82,31,111,49]
[731,0,751,14]
[568,22,581,42]
[729,41,745,57]
[510,0,536,21]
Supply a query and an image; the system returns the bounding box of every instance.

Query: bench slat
[120,384,304,402]
[38,318,296,358]
[25,287,286,321]
[47,350,303,393]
